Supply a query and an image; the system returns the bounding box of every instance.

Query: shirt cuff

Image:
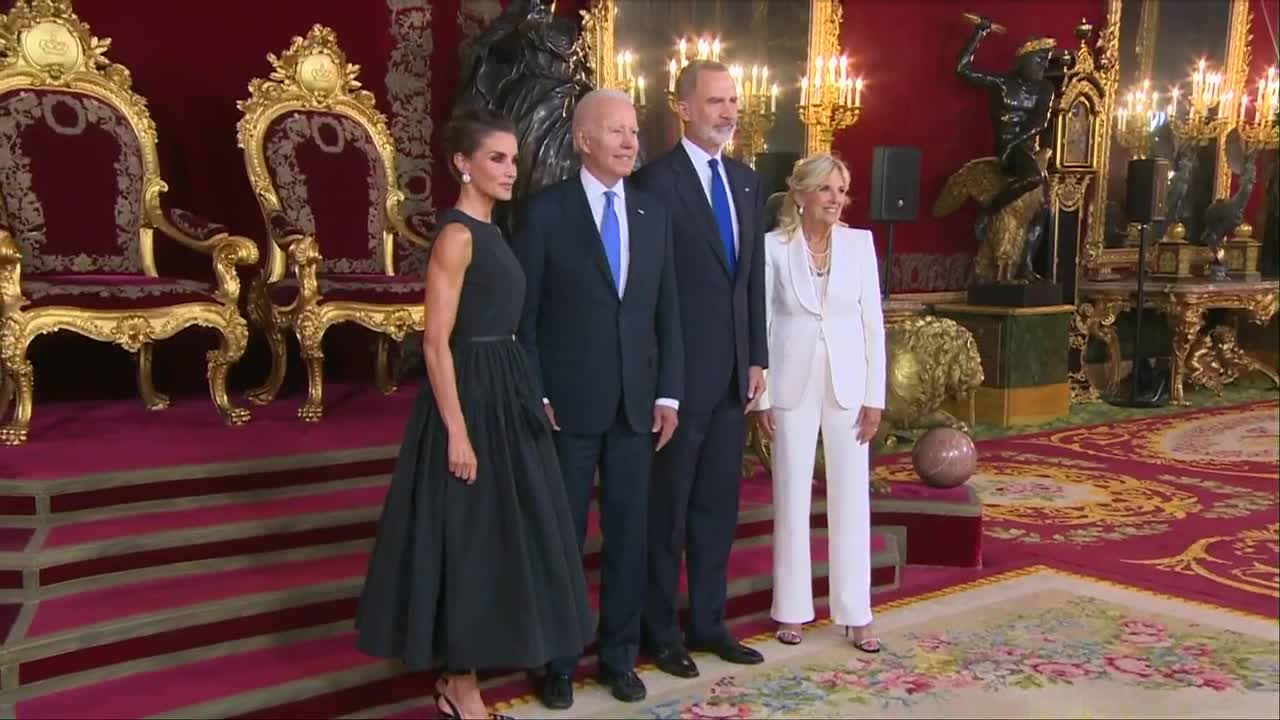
[655,397,680,410]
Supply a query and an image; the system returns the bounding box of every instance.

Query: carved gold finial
[1167,221,1187,243]
[1075,18,1093,41]
[1233,222,1254,239]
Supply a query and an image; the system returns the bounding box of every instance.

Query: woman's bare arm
[422,223,473,438]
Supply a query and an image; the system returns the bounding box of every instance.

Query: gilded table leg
[296,309,326,422]
[1078,300,1125,392]
[374,335,398,396]
[134,343,171,411]
[207,313,252,426]
[0,357,32,446]
[1166,301,1205,406]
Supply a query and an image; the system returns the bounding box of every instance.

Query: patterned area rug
[878,400,1280,616]
[506,567,1279,719]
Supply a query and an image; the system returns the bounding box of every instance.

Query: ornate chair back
[237,25,407,284]
[0,0,167,278]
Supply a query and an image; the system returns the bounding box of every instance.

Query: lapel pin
[638,208,646,215]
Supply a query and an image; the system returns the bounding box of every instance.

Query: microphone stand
[882,221,895,300]
[1106,221,1167,408]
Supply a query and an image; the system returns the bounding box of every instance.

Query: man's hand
[652,405,678,451]
[543,401,561,431]
[855,406,882,444]
[745,365,766,412]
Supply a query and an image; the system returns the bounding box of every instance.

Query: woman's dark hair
[441,104,516,180]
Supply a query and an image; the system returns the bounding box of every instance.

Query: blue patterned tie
[708,158,737,276]
[601,190,623,293]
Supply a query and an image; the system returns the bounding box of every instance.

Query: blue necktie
[708,158,737,276]
[601,190,623,293]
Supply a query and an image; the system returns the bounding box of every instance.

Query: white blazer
[755,225,886,411]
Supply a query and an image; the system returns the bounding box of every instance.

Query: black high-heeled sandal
[435,681,514,720]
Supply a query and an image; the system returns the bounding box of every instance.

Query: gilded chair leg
[0,356,32,446]
[134,343,171,411]
[374,335,398,396]
[208,315,252,426]
[296,311,325,422]
[247,322,288,406]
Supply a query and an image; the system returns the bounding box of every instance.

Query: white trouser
[770,337,873,628]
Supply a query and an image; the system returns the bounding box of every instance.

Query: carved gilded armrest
[385,191,431,248]
[287,235,322,308]
[144,190,259,306]
[0,228,26,315]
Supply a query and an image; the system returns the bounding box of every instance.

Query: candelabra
[614,49,648,119]
[727,63,777,167]
[798,52,862,154]
[1114,79,1161,158]
[666,35,722,113]
[1238,65,1278,152]
[1168,59,1236,147]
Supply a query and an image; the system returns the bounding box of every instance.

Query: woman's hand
[855,406,881,444]
[448,431,478,484]
[753,409,776,439]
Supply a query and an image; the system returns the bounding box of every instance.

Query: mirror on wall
[611,0,811,189]
[1105,0,1235,246]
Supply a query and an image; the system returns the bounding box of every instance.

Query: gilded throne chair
[237,25,430,421]
[0,1,259,445]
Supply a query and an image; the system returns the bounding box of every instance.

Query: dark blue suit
[632,144,768,649]
[513,174,683,676]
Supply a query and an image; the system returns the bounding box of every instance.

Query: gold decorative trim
[237,25,427,421]
[579,0,617,90]
[0,1,258,445]
[805,0,844,154]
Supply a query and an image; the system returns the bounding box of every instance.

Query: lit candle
[712,38,721,61]
[616,53,624,82]
[840,54,848,84]
[1169,86,1179,116]
[637,75,646,107]
[800,76,808,106]
[827,56,837,86]
[679,38,688,63]
[770,83,777,113]
[854,77,863,108]
[668,58,677,93]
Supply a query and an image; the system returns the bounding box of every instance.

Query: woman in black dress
[356,107,593,719]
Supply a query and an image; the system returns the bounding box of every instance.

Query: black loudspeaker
[1126,157,1170,223]
[869,146,921,222]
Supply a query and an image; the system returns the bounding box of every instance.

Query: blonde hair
[776,152,851,238]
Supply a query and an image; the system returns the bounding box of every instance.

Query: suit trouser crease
[645,377,745,648]
[770,337,873,628]
[550,409,651,675]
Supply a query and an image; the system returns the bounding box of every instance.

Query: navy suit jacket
[512,175,684,435]
[631,145,768,414]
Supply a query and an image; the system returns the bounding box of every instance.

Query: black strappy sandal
[435,682,514,720]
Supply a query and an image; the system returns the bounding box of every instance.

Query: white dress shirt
[580,167,630,298]
[680,136,740,253]
[540,168,678,412]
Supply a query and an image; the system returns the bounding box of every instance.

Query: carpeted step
[0,480,389,597]
[12,531,898,720]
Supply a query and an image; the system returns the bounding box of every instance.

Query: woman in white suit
[750,153,885,651]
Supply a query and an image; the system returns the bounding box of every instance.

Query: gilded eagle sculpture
[933,147,1053,284]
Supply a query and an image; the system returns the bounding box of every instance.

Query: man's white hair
[572,88,633,136]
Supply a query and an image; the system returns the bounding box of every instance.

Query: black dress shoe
[651,644,700,678]
[691,637,764,665]
[540,672,574,710]
[598,668,647,702]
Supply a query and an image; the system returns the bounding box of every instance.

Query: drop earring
[461,171,472,184]
[797,204,805,216]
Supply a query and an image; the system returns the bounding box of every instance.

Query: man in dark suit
[631,60,768,677]
[513,88,683,709]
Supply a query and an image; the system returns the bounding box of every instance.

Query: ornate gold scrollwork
[0,1,259,445]
[237,25,426,421]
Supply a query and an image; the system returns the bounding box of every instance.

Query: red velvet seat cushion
[268,274,424,306]
[22,275,218,310]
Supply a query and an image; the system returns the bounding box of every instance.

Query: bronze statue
[1199,129,1259,281]
[936,14,1058,285]
[455,0,592,234]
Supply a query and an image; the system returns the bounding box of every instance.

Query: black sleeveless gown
[356,208,593,671]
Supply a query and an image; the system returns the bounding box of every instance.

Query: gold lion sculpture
[882,315,984,445]
[746,315,983,494]
[933,147,1053,284]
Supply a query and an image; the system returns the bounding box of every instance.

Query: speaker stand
[882,221,895,300]
[1105,221,1168,408]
